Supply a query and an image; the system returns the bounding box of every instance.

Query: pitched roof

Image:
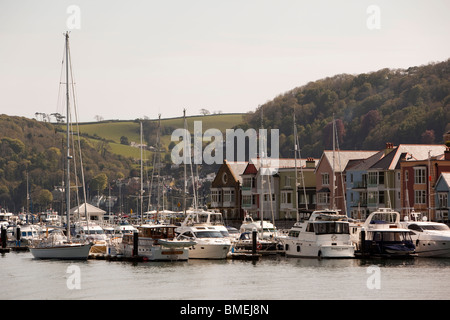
[436,172,450,188]
[376,144,447,170]
[346,150,386,171]
[224,161,248,183]
[318,150,379,173]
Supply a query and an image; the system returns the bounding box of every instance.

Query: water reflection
[2,251,450,300]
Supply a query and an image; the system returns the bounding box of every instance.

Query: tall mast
[65,31,71,240]
[332,115,336,210]
[157,114,161,215]
[140,120,144,225]
[183,109,187,216]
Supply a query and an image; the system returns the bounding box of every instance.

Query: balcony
[352,181,367,189]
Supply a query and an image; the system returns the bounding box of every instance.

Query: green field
[71,113,245,159]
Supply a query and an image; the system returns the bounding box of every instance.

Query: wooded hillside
[241,59,450,157]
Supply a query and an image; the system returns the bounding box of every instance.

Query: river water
[1,251,449,301]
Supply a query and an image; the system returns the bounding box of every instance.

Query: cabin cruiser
[119,223,195,261]
[73,221,109,254]
[176,210,232,259]
[400,211,450,258]
[7,224,40,245]
[236,214,281,252]
[355,208,416,258]
[282,209,355,258]
[113,222,138,237]
[239,214,278,240]
[0,209,13,228]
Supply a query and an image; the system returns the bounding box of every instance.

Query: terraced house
[346,143,448,221]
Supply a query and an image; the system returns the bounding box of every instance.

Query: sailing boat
[30,32,92,260]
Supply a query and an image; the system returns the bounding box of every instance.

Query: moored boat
[401,211,450,258]
[120,224,195,261]
[356,208,416,258]
[282,209,355,258]
[176,210,232,259]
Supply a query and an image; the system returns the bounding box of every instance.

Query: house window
[211,190,221,203]
[242,195,253,207]
[414,190,426,204]
[264,194,275,202]
[223,189,235,203]
[243,177,253,189]
[368,172,378,186]
[414,167,426,184]
[281,191,292,204]
[284,176,291,187]
[368,191,378,206]
[299,193,309,205]
[322,173,329,185]
[438,193,448,208]
[317,192,329,205]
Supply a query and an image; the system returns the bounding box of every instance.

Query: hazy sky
[1,0,449,122]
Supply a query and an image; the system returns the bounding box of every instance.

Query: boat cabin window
[209,213,224,225]
[314,222,349,235]
[140,227,175,239]
[370,231,410,242]
[288,230,300,237]
[194,231,224,238]
[407,224,422,232]
[220,231,230,237]
[306,223,315,232]
[421,224,450,231]
[180,231,195,239]
[370,212,397,224]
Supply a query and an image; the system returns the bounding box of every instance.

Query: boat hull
[414,241,450,258]
[30,243,92,260]
[188,243,231,259]
[120,237,193,261]
[285,240,355,258]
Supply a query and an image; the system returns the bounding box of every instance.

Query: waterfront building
[435,171,450,222]
[315,150,378,214]
[277,158,318,220]
[345,143,448,221]
[399,145,449,221]
[210,160,248,220]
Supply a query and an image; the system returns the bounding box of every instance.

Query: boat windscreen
[314,222,350,235]
[194,231,224,238]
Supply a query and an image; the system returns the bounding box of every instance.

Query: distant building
[435,171,450,222]
[400,145,449,221]
[210,160,248,220]
[316,150,378,214]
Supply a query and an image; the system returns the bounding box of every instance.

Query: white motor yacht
[283,209,355,258]
[176,210,232,259]
[401,211,450,258]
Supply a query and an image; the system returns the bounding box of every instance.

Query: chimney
[384,142,394,155]
[306,157,316,168]
[445,147,450,161]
